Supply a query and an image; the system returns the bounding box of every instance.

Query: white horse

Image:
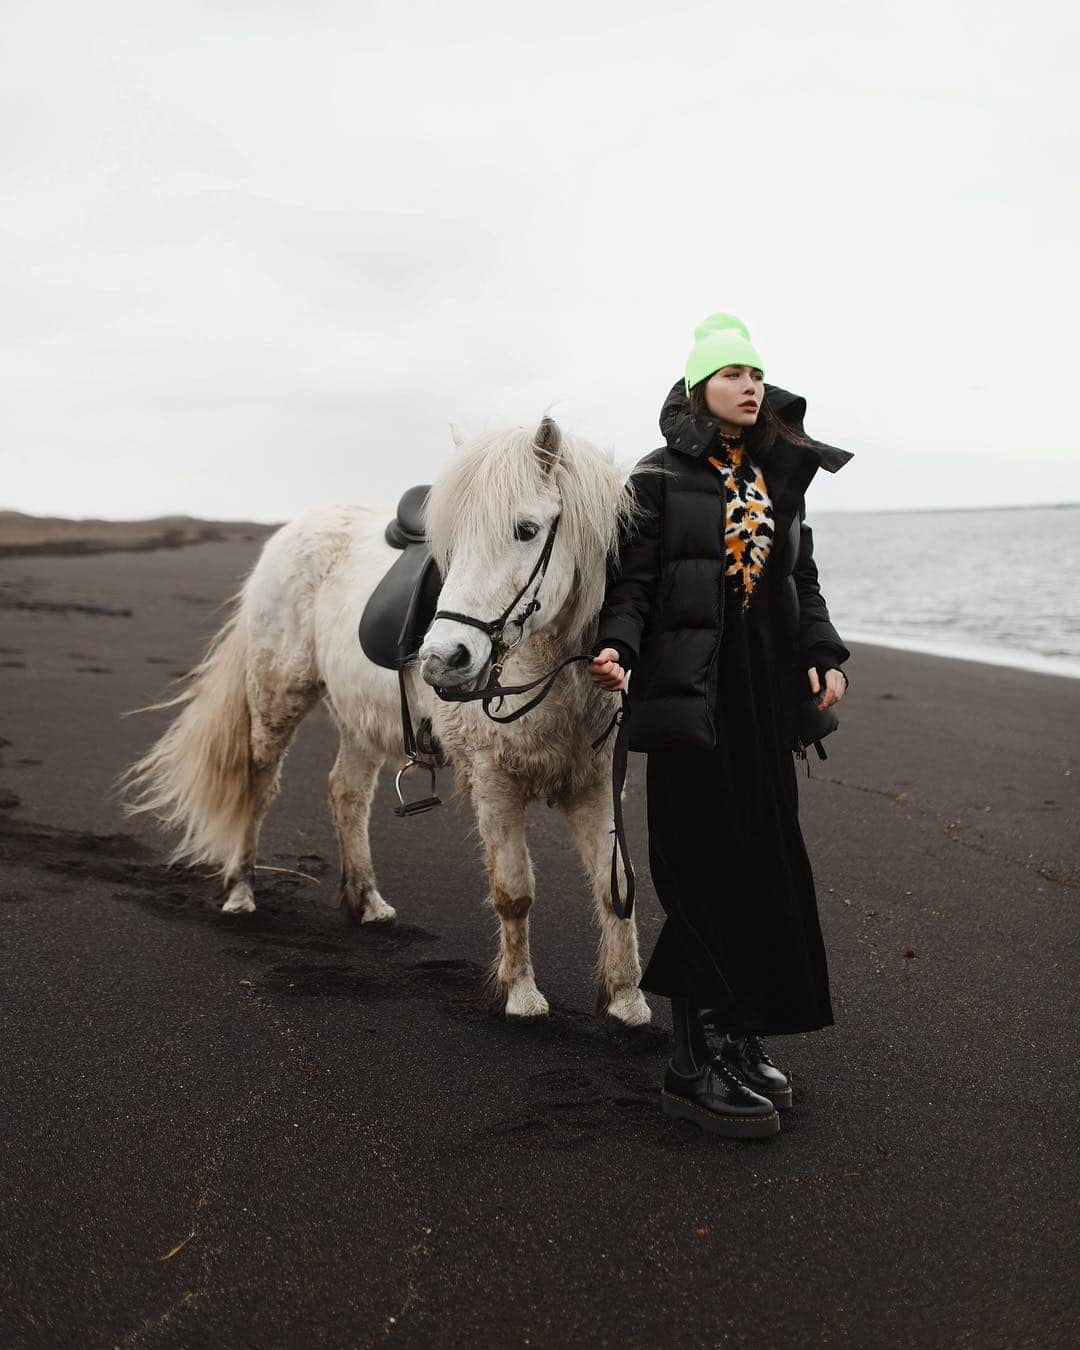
[123,416,654,1024]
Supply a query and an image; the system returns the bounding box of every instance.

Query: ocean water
[807,503,1080,679]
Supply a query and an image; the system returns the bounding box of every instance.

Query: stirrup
[393,758,442,816]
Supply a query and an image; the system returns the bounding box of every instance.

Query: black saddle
[358,485,443,671]
[358,485,447,811]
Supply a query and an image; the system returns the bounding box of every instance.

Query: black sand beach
[1,537,1077,1348]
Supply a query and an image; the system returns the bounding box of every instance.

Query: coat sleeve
[594,466,664,670]
[794,502,850,673]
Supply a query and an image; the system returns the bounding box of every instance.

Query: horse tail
[120,595,254,876]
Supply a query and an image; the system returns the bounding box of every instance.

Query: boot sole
[661,1090,780,1138]
[758,1086,793,1110]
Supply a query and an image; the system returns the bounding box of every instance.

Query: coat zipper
[705,643,719,742]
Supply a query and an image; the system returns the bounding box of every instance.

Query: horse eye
[514,520,540,542]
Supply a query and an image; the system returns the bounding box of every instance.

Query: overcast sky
[3,0,1078,522]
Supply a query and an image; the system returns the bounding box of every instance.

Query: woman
[588,312,854,1140]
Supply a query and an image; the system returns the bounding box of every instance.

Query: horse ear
[534,415,562,475]
[449,422,468,449]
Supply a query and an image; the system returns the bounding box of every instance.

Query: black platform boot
[661,997,779,1139]
[717,1032,793,1110]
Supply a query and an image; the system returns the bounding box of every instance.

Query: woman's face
[703,365,764,428]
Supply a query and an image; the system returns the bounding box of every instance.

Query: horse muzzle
[418,648,488,691]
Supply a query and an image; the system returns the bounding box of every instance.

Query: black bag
[795,691,839,759]
[794,665,848,760]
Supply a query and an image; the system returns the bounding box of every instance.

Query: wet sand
[1,537,1077,1348]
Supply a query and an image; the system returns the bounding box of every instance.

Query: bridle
[431,511,563,718]
[393,506,636,919]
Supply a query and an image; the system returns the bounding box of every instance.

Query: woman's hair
[688,372,814,462]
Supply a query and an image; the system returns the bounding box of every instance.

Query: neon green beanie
[684,312,764,394]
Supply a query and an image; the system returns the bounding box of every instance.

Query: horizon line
[815,500,1080,516]
[2,500,1079,526]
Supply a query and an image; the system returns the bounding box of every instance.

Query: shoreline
[844,628,1080,682]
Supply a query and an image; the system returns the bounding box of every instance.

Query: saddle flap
[358,544,442,671]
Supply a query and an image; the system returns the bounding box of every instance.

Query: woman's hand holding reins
[808,666,847,710]
[590,652,845,703]
[589,647,627,692]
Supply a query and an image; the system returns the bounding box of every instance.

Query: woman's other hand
[589,647,627,692]
[808,666,847,710]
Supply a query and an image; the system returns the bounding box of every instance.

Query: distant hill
[0,511,282,558]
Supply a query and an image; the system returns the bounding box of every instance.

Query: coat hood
[659,377,855,474]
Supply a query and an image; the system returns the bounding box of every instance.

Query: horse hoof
[341,885,396,925]
[360,895,397,923]
[506,985,549,1018]
[222,883,255,914]
[607,989,652,1026]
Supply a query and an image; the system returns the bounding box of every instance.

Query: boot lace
[710,1057,751,1089]
[725,1033,776,1067]
[743,1034,775,1066]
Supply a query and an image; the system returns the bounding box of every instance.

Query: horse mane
[423,422,663,651]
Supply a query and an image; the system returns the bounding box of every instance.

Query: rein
[394,510,637,920]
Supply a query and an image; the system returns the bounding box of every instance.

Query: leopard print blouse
[706,441,774,609]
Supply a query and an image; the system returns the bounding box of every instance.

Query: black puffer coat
[595,378,855,753]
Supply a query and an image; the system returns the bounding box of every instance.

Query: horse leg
[328,732,396,924]
[221,678,318,913]
[472,764,547,1017]
[559,778,652,1026]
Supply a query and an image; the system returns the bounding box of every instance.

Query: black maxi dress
[637,552,836,1037]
